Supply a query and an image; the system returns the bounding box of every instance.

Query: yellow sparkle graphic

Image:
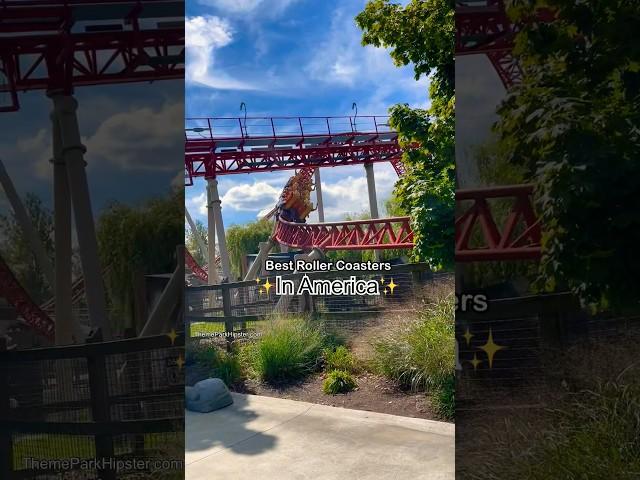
[463,328,474,346]
[166,329,178,346]
[479,328,506,368]
[255,277,261,284]
[259,288,264,295]
[384,288,388,295]
[469,353,482,371]
[263,279,273,294]
[176,355,185,370]
[387,279,398,294]
[380,277,385,284]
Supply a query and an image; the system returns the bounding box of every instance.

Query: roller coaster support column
[204,185,220,285]
[207,177,232,281]
[50,107,75,345]
[50,93,110,340]
[243,238,277,282]
[314,169,325,223]
[364,162,382,261]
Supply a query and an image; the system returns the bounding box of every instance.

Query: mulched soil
[231,372,443,421]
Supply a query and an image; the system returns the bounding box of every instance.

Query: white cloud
[186,15,258,90]
[222,181,280,214]
[83,101,183,171]
[16,128,52,180]
[198,0,299,17]
[303,6,428,113]
[313,165,397,221]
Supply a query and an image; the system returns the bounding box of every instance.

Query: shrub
[372,293,454,391]
[192,345,242,387]
[323,345,358,373]
[323,370,358,395]
[431,375,455,420]
[242,317,326,383]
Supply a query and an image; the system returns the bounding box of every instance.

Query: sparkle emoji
[166,329,178,346]
[386,279,398,294]
[462,328,473,346]
[479,328,506,368]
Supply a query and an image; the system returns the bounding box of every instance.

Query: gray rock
[185,378,233,413]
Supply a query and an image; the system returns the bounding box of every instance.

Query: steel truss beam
[0,0,184,111]
[185,143,404,180]
[455,1,552,87]
[274,217,414,251]
[456,184,541,261]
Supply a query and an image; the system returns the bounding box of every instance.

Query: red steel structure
[184,115,406,184]
[455,0,553,88]
[274,217,414,251]
[0,0,184,112]
[456,184,541,261]
[0,254,54,340]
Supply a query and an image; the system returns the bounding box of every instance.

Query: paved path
[186,393,454,479]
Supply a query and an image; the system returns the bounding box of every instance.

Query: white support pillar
[50,94,110,340]
[185,208,208,264]
[205,182,220,284]
[0,159,56,290]
[207,177,232,280]
[314,168,325,223]
[243,238,276,282]
[364,162,381,261]
[50,111,75,345]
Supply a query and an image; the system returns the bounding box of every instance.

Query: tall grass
[370,292,455,419]
[188,343,242,387]
[465,382,640,480]
[241,317,328,383]
[372,293,455,391]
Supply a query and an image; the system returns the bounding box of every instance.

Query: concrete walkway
[186,393,454,479]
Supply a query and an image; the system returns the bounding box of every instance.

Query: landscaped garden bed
[186,282,454,422]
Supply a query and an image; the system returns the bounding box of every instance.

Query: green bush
[323,345,358,373]
[323,370,358,395]
[193,345,242,387]
[431,375,455,420]
[468,381,640,479]
[242,318,326,383]
[372,293,454,391]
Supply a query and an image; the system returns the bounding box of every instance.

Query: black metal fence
[185,263,438,344]
[0,333,185,479]
[456,292,640,408]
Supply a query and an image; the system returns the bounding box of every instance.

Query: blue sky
[185,0,430,227]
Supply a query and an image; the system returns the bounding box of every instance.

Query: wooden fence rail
[0,333,185,480]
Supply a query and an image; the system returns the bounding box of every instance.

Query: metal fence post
[0,338,13,478]
[221,281,234,351]
[87,350,115,480]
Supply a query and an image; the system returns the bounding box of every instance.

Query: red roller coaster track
[184,116,406,183]
[0,254,54,340]
[456,0,553,87]
[0,0,184,111]
[456,184,540,261]
[274,216,414,251]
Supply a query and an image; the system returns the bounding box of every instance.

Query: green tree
[96,188,183,330]
[226,219,275,279]
[185,219,208,266]
[356,0,455,269]
[0,194,55,304]
[494,0,640,310]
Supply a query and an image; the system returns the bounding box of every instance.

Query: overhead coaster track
[456,0,553,88]
[184,115,407,184]
[0,0,184,111]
